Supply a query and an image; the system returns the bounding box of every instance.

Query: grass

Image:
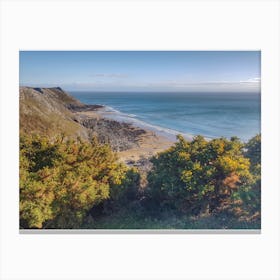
[82,207,261,230]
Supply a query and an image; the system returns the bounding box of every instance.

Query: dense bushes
[20,133,261,229]
[20,134,130,228]
[240,134,261,215]
[245,134,261,167]
[146,135,259,217]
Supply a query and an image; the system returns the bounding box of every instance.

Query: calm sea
[70,91,261,142]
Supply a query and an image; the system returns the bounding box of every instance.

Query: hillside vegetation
[20,133,261,229]
[20,87,89,139]
[20,134,138,228]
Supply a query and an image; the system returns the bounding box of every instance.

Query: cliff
[20,86,174,166]
[19,87,154,152]
[20,87,89,139]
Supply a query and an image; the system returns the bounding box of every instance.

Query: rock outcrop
[19,86,148,151]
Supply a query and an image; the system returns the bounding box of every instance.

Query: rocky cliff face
[19,87,148,151]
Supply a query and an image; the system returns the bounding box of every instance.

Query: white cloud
[22,77,261,92]
[239,77,261,83]
[142,78,261,92]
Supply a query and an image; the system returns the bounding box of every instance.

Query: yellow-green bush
[20,134,128,229]
[147,135,254,214]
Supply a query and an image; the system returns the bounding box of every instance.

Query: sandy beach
[75,107,175,164]
[117,130,174,164]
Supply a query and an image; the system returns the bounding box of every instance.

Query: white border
[1,0,279,279]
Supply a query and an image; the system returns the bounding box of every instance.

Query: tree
[20,134,129,228]
[245,134,261,168]
[147,135,252,214]
[238,134,261,215]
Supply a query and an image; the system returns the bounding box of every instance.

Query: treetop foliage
[20,133,261,229]
[20,134,128,228]
[147,135,255,214]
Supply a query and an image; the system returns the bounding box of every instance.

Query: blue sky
[19,51,260,92]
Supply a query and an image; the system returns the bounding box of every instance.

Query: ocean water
[70,91,261,142]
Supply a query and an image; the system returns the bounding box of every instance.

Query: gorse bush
[239,134,261,215]
[245,134,261,168]
[146,135,255,215]
[20,134,129,229]
[20,133,261,229]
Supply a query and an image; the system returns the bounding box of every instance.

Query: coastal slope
[20,87,89,139]
[19,86,173,163]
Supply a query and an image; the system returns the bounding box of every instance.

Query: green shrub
[20,134,129,228]
[147,135,253,214]
[239,134,261,215]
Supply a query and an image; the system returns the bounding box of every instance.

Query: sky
[19,51,261,92]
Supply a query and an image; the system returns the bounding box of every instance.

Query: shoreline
[97,105,194,142]
[70,91,261,143]
[20,86,176,165]
[74,106,175,164]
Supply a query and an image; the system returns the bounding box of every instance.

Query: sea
[70,91,261,142]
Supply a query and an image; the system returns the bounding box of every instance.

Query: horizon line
[19,85,261,94]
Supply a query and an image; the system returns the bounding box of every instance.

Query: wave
[102,106,138,118]
[99,106,195,141]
